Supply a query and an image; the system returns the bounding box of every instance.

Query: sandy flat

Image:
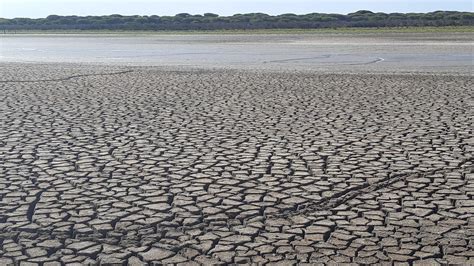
[1,32,473,73]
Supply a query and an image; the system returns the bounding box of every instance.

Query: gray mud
[0,32,473,264]
[1,32,472,73]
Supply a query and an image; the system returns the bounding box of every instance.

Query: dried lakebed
[0,63,473,265]
[1,32,473,73]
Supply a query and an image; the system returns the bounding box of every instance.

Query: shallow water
[0,33,472,72]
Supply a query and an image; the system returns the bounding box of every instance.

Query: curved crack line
[0,70,134,83]
[272,157,474,218]
[165,158,474,259]
[263,54,331,63]
[344,57,384,66]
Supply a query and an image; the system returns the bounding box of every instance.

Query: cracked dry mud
[0,63,473,265]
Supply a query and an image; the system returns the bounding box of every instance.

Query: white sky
[0,0,472,18]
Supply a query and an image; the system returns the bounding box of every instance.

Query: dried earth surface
[1,32,473,73]
[0,33,473,265]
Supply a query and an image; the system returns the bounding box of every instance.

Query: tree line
[1,10,472,31]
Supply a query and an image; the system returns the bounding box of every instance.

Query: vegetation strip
[1,10,472,31]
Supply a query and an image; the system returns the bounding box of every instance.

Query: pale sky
[0,0,472,18]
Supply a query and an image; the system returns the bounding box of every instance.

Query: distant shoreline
[1,26,473,35]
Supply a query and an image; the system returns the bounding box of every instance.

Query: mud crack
[0,70,133,83]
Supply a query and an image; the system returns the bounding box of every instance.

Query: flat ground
[1,32,473,73]
[0,32,473,265]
